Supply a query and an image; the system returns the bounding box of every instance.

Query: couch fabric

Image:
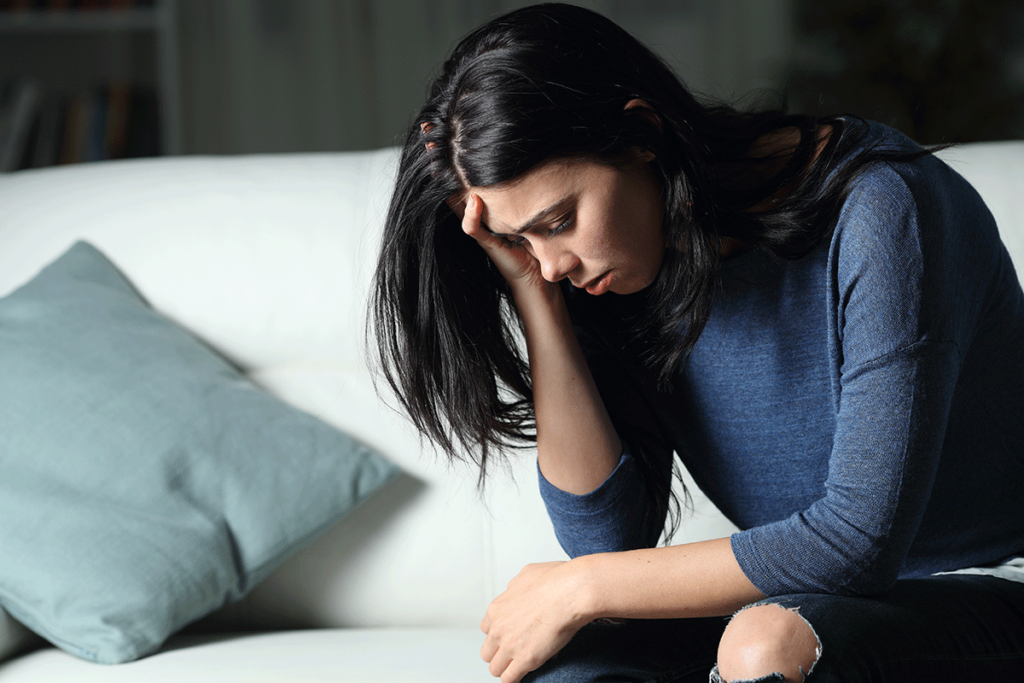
[0,141,1020,681]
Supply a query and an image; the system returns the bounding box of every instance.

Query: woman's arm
[479,539,764,683]
[729,162,984,597]
[460,194,621,494]
[515,282,621,493]
[576,539,764,619]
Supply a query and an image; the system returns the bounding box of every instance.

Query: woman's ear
[624,99,660,163]
[624,98,662,133]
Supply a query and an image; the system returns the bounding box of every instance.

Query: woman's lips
[584,270,613,295]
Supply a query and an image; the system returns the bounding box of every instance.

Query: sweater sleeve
[731,159,996,596]
[536,298,676,558]
[538,450,657,557]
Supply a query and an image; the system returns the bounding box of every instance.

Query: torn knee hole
[716,603,821,683]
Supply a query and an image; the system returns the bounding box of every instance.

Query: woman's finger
[480,632,499,663]
[459,192,549,290]
[487,646,514,679]
[460,194,519,262]
[501,660,533,683]
[461,193,484,238]
[461,194,504,250]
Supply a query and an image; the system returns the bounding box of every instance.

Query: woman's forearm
[574,537,766,620]
[458,191,620,496]
[512,284,621,495]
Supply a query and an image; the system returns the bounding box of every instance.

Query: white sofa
[0,140,1021,682]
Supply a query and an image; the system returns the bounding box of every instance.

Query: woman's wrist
[566,553,610,624]
[509,278,564,318]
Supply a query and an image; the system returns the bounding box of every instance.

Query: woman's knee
[716,603,821,683]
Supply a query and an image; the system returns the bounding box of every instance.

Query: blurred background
[1,0,1022,172]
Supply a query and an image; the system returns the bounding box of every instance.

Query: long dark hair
[370,3,932,513]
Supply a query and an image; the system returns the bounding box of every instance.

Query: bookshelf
[0,0,181,172]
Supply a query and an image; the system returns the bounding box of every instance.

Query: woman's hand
[459,194,554,297]
[480,561,593,683]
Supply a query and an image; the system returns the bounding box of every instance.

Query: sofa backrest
[935,142,1024,274]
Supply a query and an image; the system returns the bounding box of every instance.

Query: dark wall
[784,0,1024,143]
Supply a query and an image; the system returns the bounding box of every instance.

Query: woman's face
[468,156,666,295]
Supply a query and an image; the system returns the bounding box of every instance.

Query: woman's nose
[534,242,579,283]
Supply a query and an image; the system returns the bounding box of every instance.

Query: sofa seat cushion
[0,628,487,682]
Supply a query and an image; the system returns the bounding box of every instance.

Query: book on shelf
[0,79,41,172]
[1,78,160,172]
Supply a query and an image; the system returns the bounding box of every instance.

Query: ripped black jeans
[522,574,1024,683]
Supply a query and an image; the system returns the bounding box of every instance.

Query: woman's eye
[548,216,573,237]
[502,216,571,247]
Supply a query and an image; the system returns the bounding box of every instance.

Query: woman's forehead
[468,160,592,233]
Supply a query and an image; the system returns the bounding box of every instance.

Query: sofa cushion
[0,628,487,682]
[0,242,400,665]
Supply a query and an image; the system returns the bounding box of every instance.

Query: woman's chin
[609,273,659,296]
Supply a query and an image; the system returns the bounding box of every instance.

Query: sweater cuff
[537,449,642,516]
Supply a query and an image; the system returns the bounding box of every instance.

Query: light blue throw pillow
[0,242,400,664]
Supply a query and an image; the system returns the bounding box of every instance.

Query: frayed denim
[708,665,786,683]
[522,574,1024,683]
[709,602,822,682]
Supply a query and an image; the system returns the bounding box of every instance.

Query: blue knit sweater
[541,120,1024,597]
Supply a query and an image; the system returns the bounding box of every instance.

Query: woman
[370,4,1024,682]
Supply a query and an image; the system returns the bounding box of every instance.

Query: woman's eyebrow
[487,196,571,236]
